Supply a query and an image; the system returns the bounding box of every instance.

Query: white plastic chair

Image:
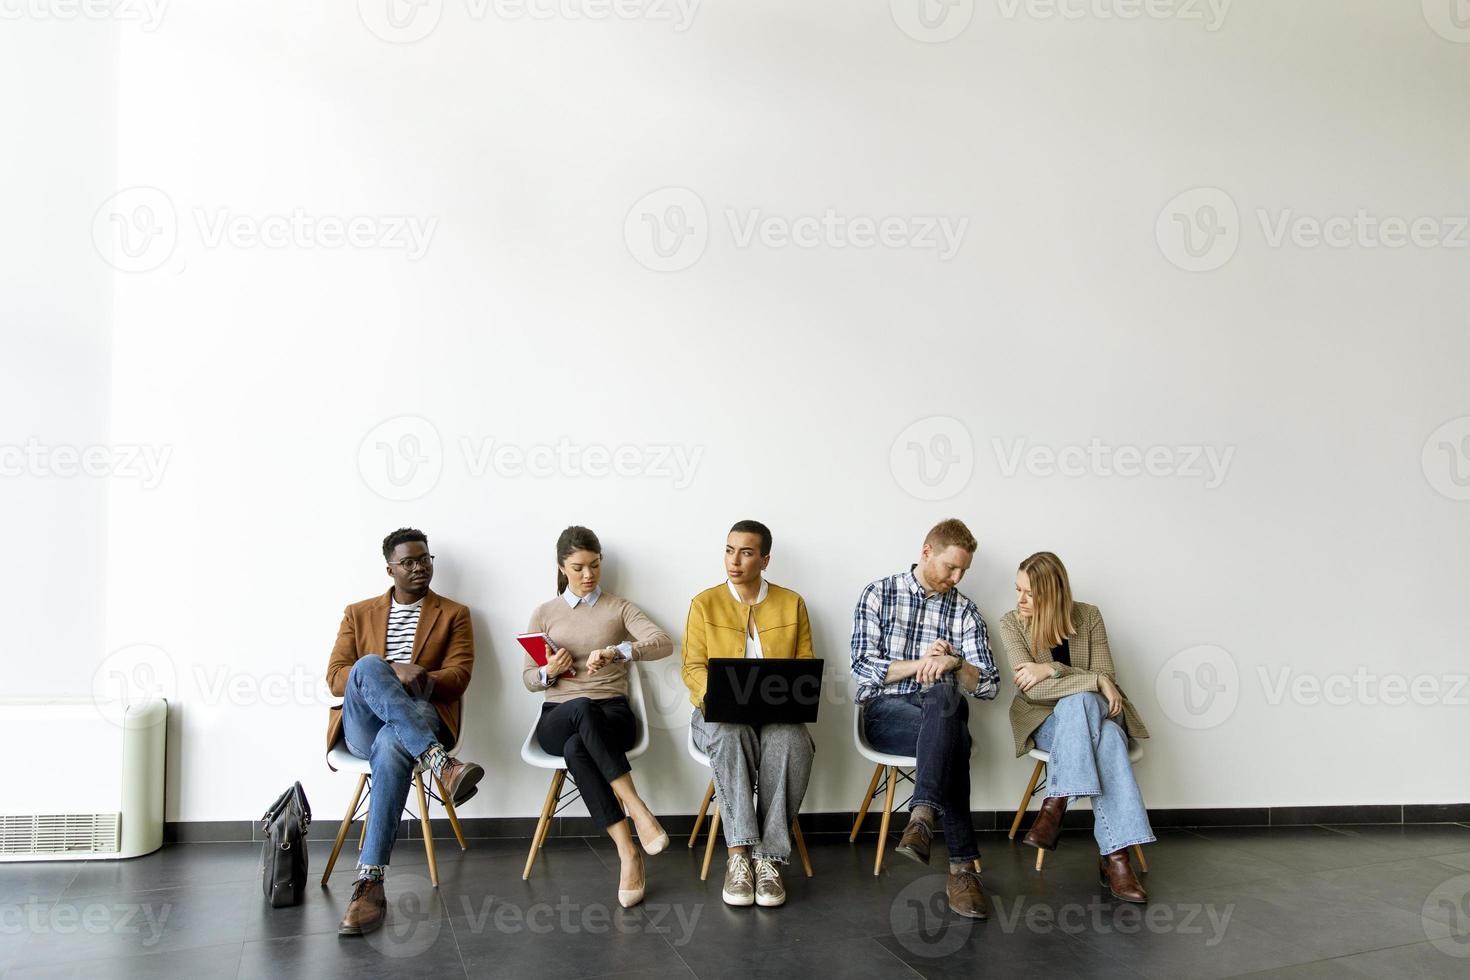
[848,705,920,876]
[686,725,813,881]
[521,666,650,880]
[320,699,468,888]
[1007,740,1149,872]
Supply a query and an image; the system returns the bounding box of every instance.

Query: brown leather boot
[436,757,484,806]
[1099,849,1148,904]
[1022,796,1068,851]
[946,867,990,920]
[894,813,934,865]
[338,878,387,935]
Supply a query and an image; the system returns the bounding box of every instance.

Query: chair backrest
[686,721,711,767]
[626,662,650,757]
[852,701,870,752]
[446,696,465,755]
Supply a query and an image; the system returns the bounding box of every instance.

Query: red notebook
[517,632,573,678]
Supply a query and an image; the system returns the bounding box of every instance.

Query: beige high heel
[618,851,645,908]
[634,812,669,855]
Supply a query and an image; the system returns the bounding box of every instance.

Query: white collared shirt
[727,578,768,659]
[564,586,602,607]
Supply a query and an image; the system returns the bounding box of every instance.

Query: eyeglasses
[387,555,435,571]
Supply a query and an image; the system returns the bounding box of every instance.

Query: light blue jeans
[342,656,449,867]
[1031,691,1155,856]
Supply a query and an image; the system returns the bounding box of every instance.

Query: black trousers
[535,696,637,829]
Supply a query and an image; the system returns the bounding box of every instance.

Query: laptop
[702,658,825,725]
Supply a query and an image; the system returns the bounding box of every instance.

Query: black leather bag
[260,781,311,908]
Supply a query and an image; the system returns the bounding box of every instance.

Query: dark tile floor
[3,823,1470,979]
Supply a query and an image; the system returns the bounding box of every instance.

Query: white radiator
[0,697,166,861]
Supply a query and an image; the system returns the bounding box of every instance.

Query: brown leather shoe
[436,757,484,806]
[946,868,990,919]
[894,814,933,865]
[1099,849,1148,904]
[1022,796,1068,851]
[338,878,386,935]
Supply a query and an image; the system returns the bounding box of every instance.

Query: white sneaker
[754,858,786,908]
[722,853,754,907]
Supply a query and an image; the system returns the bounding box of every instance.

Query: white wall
[1,20,116,700]
[12,0,1470,824]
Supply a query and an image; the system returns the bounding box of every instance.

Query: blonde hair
[924,518,977,554]
[1019,551,1075,658]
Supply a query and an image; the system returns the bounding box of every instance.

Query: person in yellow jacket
[682,520,816,910]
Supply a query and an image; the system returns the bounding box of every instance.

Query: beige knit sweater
[522,592,673,703]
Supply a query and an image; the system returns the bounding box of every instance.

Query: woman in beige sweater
[523,525,673,907]
[997,552,1153,903]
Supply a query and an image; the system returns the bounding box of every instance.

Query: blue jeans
[862,684,979,864]
[1032,691,1155,855]
[341,655,449,867]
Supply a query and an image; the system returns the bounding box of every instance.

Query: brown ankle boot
[436,757,484,806]
[1099,849,1148,904]
[338,878,386,935]
[1022,796,1068,851]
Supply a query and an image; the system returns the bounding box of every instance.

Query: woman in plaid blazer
[996,552,1154,903]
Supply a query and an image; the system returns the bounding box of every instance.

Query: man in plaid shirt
[850,518,998,919]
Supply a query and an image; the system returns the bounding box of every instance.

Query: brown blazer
[324,588,475,752]
[996,602,1149,758]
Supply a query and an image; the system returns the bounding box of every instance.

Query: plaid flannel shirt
[849,566,999,704]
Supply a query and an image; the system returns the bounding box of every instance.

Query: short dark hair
[382,527,428,561]
[729,520,772,557]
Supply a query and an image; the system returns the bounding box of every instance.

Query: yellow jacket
[680,581,814,708]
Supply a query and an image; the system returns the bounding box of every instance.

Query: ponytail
[555,525,602,595]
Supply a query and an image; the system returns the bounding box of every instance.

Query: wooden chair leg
[874,766,897,876]
[689,779,715,849]
[1132,844,1149,873]
[523,770,563,880]
[792,819,813,878]
[850,764,885,842]
[436,773,468,851]
[414,773,439,888]
[321,773,367,886]
[358,813,368,849]
[1009,760,1046,839]
[538,771,565,852]
[1036,846,1046,872]
[700,804,721,881]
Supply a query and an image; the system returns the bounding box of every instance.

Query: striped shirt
[850,566,999,704]
[385,596,423,663]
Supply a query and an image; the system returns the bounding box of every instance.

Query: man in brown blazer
[325,527,482,936]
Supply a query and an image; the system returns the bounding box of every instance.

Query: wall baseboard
[166,803,1470,844]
